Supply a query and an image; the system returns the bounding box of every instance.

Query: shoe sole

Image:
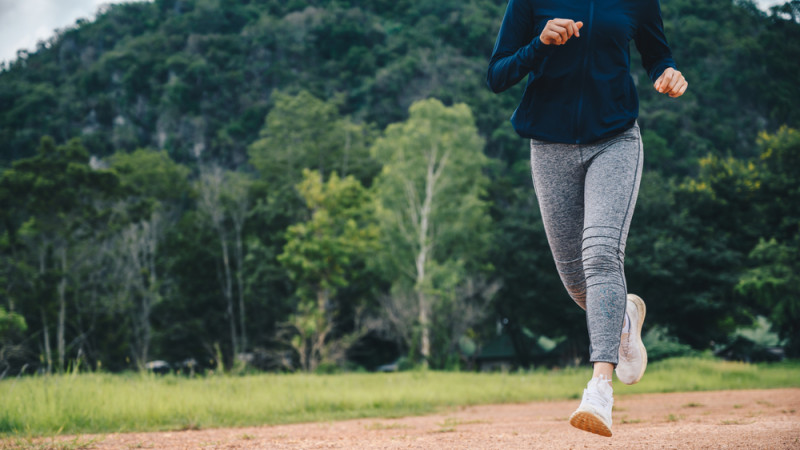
[626,293,648,385]
[569,410,612,437]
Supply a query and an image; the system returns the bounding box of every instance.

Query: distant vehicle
[375,360,399,372]
[144,360,171,375]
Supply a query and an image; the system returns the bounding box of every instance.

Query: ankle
[592,362,614,386]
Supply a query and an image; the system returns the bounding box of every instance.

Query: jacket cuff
[649,59,677,84]
[521,36,556,68]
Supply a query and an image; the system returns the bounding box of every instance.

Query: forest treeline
[0,0,798,374]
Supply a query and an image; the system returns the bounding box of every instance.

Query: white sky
[0,0,790,66]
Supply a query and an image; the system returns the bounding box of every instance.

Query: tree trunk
[235,228,247,354]
[412,147,443,367]
[139,294,152,367]
[142,237,158,364]
[220,235,238,359]
[141,217,159,367]
[37,245,52,374]
[418,291,430,367]
[57,246,67,373]
[40,307,52,374]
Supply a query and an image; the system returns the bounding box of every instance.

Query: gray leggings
[530,123,643,364]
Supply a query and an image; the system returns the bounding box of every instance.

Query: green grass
[1,357,798,438]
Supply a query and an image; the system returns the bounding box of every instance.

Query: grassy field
[1,357,798,437]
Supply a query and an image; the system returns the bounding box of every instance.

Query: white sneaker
[569,376,614,437]
[616,294,648,385]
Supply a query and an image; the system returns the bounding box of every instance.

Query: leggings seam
[609,132,642,362]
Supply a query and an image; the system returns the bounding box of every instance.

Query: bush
[642,326,697,362]
[714,316,785,363]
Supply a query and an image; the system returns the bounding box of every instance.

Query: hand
[654,68,688,98]
[539,19,584,46]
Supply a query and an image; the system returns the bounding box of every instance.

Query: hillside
[1,0,798,170]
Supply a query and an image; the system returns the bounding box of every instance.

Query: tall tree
[736,127,800,356]
[1,137,118,372]
[114,211,166,368]
[278,169,377,371]
[109,148,191,368]
[248,90,376,197]
[371,99,491,367]
[196,165,254,362]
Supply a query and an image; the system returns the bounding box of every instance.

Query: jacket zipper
[574,0,594,143]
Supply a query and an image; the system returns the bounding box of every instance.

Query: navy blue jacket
[487,0,676,144]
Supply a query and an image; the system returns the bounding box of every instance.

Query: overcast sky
[0,0,790,66]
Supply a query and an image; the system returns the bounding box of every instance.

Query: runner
[487,0,687,437]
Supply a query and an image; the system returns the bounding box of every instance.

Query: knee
[582,245,623,279]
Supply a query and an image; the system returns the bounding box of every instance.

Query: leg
[581,125,643,365]
[529,140,587,310]
[568,125,642,437]
[593,362,614,380]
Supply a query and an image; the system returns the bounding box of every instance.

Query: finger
[657,70,674,93]
[551,18,576,30]
[668,78,685,95]
[654,73,665,92]
[669,79,687,97]
[666,71,682,92]
[670,80,688,98]
[653,70,666,91]
[554,24,570,42]
[550,19,576,40]
[544,30,562,45]
[563,21,578,38]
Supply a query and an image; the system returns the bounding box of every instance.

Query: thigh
[583,127,643,252]
[530,139,585,272]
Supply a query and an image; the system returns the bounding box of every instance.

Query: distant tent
[475,333,518,371]
[476,328,562,371]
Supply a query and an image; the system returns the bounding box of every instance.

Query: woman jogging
[487,0,687,438]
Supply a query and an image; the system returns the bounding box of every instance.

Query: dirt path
[24,388,800,449]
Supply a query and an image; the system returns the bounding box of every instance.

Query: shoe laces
[585,377,613,409]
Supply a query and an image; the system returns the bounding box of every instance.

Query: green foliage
[109,148,191,204]
[3,0,795,168]
[371,99,492,367]
[372,98,490,282]
[0,136,121,373]
[635,0,800,169]
[0,307,26,340]
[249,90,376,191]
[641,326,697,362]
[716,315,786,362]
[737,238,800,356]
[279,169,378,371]
[280,170,377,302]
[0,307,28,375]
[628,126,800,354]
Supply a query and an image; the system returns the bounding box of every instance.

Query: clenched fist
[654,68,688,98]
[539,19,584,46]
